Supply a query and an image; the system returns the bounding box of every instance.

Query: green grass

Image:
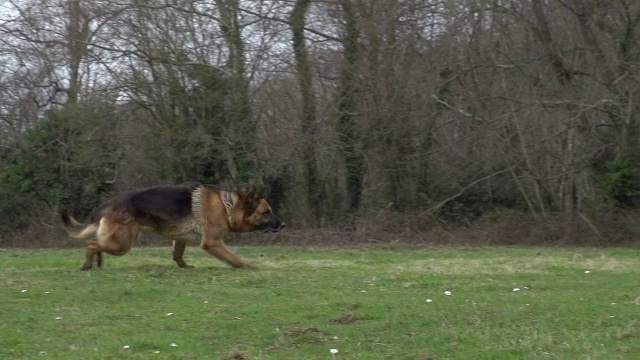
[1,245,639,359]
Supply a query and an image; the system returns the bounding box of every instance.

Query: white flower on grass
[44,291,50,294]
[444,290,452,296]
[584,270,591,274]
[170,343,178,347]
[330,348,339,355]
[153,350,160,354]
[39,351,46,355]
[122,345,130,350]
[425,299,433,303]
[21,289,28,293]
[513,288,521,292]
[166,312,174,316]
[55,317,63,320]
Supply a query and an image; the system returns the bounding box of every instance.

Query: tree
[290,0,326,222]
[336,0,365,215]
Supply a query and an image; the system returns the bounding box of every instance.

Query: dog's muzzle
[260,221,286,233]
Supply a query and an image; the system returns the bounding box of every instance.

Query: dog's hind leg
[99,227,133,257]
[81,240,100,271]
[172,240,191,268]
[79,223,135,271]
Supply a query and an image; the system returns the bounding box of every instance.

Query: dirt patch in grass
[331,314,361,324]
[222,351,250,360]
[284,327,320,336]
[416,355,436,360]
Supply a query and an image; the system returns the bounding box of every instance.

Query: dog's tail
[61,212,97,240]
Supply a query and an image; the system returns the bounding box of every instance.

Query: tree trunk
[338,0,364,214]
[215,0,254,185]
[67,0,89,105]
[290,0,324,222]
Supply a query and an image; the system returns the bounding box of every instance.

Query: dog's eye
[263,209,272,215]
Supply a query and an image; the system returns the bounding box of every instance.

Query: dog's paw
[175,260,195,269]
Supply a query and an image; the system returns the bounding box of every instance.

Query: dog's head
[222,188,286,233]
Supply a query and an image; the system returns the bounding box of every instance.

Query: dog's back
[90,183,200,227]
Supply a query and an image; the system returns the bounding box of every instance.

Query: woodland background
[1,0,639,246]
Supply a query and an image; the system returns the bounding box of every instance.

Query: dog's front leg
[200,238,253,268]
[172,240,191,268]
[96,251,103,268]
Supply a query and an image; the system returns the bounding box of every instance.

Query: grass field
[1,244,639,359]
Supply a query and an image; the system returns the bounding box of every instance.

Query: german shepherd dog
[61,183,285,270]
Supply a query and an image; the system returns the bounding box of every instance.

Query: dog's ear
[244,187,261,216]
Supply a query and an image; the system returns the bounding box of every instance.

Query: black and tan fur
[61,183,285,270]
